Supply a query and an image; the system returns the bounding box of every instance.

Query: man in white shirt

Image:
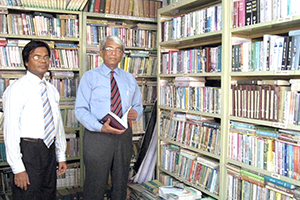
[3,40,67,200]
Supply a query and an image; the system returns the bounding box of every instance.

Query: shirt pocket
[92,84,110,103]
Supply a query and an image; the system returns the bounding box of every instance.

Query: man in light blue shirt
[75,36,143,200]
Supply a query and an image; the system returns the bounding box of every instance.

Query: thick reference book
[99,106,131,130]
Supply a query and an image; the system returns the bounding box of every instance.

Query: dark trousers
[12,138,56,200]
[83,128,133,200]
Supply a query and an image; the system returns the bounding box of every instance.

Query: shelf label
[277,16,293,23]
[271,173,280,179]
[104,14,155,22]
[0,7,8,14]
[272,122,287,129]
[274,70,291,75]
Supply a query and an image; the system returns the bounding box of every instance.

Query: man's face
[100,39,124,70]
[25,47,50,79]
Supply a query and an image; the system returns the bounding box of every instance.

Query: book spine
[264,175,295,189]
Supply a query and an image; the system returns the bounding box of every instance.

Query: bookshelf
[158,0,300,199]
[0,5,84,192]
[227,0,300,199]
[157,0,226,199]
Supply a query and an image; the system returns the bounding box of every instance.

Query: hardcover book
[99,106,131,130]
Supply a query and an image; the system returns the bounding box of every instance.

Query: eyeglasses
[32,55,51,61]
[104,47,123,54]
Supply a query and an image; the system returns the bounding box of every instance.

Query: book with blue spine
[256,130,279,138]
[264,175,296,189]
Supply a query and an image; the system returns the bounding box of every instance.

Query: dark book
[281,36,290,70]
[99,0,106,13]
[245,0,252,26]
[251,0,258,24]
[99,107,131,130]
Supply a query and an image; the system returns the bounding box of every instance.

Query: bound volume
[99,106,131,130]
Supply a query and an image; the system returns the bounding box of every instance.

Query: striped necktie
[110,71,122,118]
[41,81,55,148]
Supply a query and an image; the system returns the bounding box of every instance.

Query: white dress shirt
[3,71,66,174]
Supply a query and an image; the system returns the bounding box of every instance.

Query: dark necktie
[110,71,122,117]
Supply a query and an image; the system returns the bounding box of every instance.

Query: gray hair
[100,36,125,52]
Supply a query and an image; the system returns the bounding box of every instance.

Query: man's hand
[14,171,30,190]
[127,109,138,121]
[58,161,67,175]
[101,118,126,134]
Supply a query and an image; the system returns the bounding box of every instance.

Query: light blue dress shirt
[75,64,143,132]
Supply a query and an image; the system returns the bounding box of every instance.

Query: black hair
[22,40,51,69]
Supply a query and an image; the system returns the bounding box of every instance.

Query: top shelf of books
[158,0,221,16]
[85,12,157,23]
[0,0,88,11]
[231,15,300,38]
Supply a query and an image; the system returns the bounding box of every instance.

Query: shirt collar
[102,64,120,76]
[26,71,46,86]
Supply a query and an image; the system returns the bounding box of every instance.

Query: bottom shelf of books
[227,120,300,200]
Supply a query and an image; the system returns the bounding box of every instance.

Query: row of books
[160,77,221,114]
[0,168,12,197]
[0,143,6,162]
[51,77,78,98]
[232,0,300,28]
[138,80,157,104]
[232,30,300,72]
[229,121,300,181]
[131,117,144,134]
[227,164,300,200]
[160,111,221,155]
[0,71,79,99]
[0,74,22,98]
[231,79,300,125]
[86,52,102,69]
[66,134,80,158]
[88,0,161,19]
[120,54,157,76]
[0,134,80,162]
[0,71,78,99]
[162,4,222,42]
[57,163,81,187]
[0,12,79,38]
[60,108,79,128]
[0,39,79,69]
[51,48,79,69]
[161,46,222,75]
[0,167,81,198]
[87,50,158,76]
[160,144,219,195]
[86,20,157,49]
[0,0,89,11]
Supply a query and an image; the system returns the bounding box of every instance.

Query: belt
[21,138,43,143]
